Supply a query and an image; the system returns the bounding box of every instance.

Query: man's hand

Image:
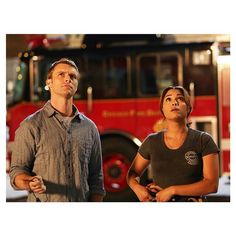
[29,176,46,194]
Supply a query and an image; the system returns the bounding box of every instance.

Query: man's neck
[50,97,73,117]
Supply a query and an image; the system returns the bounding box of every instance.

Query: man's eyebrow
[55,69,66,73]
[56,69,76,74]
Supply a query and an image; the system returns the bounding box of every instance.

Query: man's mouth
[62,84,72,89]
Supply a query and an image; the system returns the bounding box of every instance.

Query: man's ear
[45,78,52,91]
[47,78,53,86]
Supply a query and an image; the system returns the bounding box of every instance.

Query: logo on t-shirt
[185,151,199,165]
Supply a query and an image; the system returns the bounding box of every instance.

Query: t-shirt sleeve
[138,135,151,160]
[201,132,220,157]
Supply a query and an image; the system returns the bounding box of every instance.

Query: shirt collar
[43,101,84,120]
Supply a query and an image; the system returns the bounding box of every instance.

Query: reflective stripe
[221,139,230,150]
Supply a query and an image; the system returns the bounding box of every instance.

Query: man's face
[47,63,79,99]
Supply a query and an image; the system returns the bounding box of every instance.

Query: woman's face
[162,89,188,122]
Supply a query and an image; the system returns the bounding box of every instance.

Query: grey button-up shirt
[10,101,105,202]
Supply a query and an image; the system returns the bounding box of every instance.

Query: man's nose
[65,73,71,82]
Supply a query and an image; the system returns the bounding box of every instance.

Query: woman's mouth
[171,108,180,112]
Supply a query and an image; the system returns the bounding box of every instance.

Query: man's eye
[58,72,64,77]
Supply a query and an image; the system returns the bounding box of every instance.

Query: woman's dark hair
[160,86,192,126]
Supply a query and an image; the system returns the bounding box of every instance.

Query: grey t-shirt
[138,128,219,188]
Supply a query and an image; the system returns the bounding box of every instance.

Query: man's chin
[65,92,74,99]
[59,91,74,99]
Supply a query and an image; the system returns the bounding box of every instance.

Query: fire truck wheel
[101,137,148,202]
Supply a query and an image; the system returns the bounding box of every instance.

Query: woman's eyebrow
[165,93,183,97]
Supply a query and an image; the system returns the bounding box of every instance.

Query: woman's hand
[134,184,154,202]
[155,186,175,202]
[146,182,162,193]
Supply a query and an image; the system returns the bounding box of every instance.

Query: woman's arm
[127,153,152,202]
[156,153,219,202]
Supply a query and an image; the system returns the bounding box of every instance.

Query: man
[10,58,105,202]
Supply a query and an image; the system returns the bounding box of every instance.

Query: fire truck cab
[6,34,230,201]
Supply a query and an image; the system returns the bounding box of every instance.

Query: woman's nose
[172,99,178,106]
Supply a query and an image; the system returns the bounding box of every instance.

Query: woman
[127,86,219,202]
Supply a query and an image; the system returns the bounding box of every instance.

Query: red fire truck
[6,34,230,201]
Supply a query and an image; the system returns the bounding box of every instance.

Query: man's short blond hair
[47,58,80,80]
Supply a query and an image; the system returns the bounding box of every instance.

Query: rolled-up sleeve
[9,121,35,189]
[88,127,106,196]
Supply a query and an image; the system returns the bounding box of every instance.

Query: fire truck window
[139,56,158,95]
[192,50,211,65]
[33,60,51,101]
[139,54,177,96]
[184,49,216,96]
[73,58,86,100]
[159,55,178,94]
[84,56,104,99]
[13,62,28,103]
[196,121,212,135]
[84,55,128,99]
[104,57,127,98]
[184,66,216,96]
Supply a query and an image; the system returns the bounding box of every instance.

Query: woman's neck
[165,120,188,137]
[164,121,188,149]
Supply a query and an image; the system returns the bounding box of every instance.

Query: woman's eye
[177,97,185,102]
[165,97,171,102]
